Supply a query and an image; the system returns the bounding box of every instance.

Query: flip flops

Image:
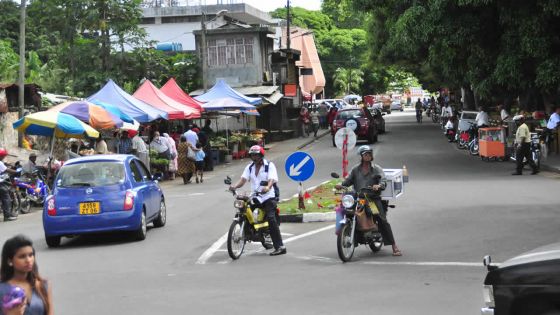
[392,249,403,256]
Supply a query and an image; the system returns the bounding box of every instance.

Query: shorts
[195,161,204,171]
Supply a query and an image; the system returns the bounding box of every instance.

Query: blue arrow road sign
[285,151,315,182]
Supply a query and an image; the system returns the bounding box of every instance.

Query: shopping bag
[187,146,196,161]
[356,208,378,232]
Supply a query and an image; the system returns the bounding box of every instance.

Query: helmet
[512,115,524,121]
[357,145,373,156]
[0,148,7,158]
[248,145,265,156]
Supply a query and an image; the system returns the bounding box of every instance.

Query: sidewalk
[541,152,560,173]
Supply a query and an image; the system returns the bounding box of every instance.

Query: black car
[481,243,560,315]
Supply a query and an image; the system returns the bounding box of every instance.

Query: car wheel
[45,235,61,248]
[153,199,166,227]
[135,209,147,241]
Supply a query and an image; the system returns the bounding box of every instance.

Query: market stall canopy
[48,101,125,130]
[202,97,258,111]
[133,80,199,120]
[160,78,205,113]
[91,101,134,123]
[13,111,99,139]
[194,80,262,106]
[87,79,168,123]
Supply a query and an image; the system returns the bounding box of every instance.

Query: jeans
[261,198,284,249]
[0,185,12,219]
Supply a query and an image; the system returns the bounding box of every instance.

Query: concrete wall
[0,112,20,150]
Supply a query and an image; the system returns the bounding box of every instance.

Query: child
[445,117,456,142]
[195,142,206,183]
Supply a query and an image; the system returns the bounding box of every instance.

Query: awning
[160,78,205,113]
[193,80,262,105]
[191,84,282,105]
[133,80,200,120]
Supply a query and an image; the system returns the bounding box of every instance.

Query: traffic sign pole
[298,182,305,209]
[342,131,349,177]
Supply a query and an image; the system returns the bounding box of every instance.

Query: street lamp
[201,9,228,92]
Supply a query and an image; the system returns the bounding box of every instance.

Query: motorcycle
[224,176,274,260]
[0,167,22,218]
[14,169,50,214]
[332,173,394,262]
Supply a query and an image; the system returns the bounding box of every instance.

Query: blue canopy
[194,79,262,106]
[87,79,168,123]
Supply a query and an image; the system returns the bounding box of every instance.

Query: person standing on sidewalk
[512,115,539,175]
[229,145,286,256]
[0,234,53,315]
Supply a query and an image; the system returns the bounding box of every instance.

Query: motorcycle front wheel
[337,222,355,262]
[18,192,31,214]
[227,220,246,260]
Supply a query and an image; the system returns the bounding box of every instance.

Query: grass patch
[278,179,339,215]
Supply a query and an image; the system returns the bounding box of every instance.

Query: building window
[207,37,254,67]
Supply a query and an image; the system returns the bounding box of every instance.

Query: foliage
[278,180,339,214]
[333,67,364,96]
[0,40,19,82]
[351,0,560,108]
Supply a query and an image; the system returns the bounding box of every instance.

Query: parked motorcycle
[0,168,22,218]
[14,169,50,214]
[224,176,274,260]
[332,173,395,262]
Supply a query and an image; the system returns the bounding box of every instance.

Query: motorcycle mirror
[331,172,340,178]
[224,176,232,185]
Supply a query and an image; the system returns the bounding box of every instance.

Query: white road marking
[295,255,498,267]
[196,225,334,264]
[281,232,294,236]
[195,233,228,264]
[188,193,205,196]
[283,224,335,244]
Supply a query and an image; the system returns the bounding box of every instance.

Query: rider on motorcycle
[335,145,401,256]
[21,152,38,177]
[0,148,18,221]
[229,145,286,256]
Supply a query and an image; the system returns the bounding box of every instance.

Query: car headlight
[233,200,245,208]
[482,285,495,308]
[341,195,355,208]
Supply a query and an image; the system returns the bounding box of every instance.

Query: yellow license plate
[79,202,100,215]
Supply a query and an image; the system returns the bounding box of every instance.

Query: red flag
[317,202,323,208]
[303,191,311,199]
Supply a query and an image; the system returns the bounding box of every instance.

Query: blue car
[43,155,166,247]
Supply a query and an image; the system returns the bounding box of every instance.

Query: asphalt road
[1,109,558,314]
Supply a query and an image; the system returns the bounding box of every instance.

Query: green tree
[333,67,364,95]
[0,40,19,82]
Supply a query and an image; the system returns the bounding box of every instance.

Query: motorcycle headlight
[341,195,355,208]
[233,200,245,208]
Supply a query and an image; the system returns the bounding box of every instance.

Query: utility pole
[286,0,291,50]
[18,0,27,147]
[201,11,208,92]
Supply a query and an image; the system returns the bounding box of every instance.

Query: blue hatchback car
[43,155,166,247]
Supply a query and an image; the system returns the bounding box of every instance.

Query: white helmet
[357,145,373,156]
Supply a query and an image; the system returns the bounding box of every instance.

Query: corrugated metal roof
[191,85,280,97]
[263,90,283,105]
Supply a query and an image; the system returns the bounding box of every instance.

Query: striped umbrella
[48,100,125,129]
[13,111,99,139]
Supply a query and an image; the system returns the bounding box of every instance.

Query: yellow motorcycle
[224,177,273,260]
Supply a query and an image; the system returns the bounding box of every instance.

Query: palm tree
[333,67,364,96]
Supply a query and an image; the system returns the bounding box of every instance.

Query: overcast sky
[240,0,321,12]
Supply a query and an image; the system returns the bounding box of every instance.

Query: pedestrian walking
[0,234,53,315]
[512,115,539,175]
[415,98,423,123]
[0,149,18,222]
[163,133,178,180]
[299,106,311,137]
[194,142,205,184]
[310,108,320,137]
[176,136,196,184]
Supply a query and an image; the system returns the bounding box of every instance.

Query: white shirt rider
[241,158,278,204]
[0,161,7,174]
[476,110,489,127]
[441,105,453,118]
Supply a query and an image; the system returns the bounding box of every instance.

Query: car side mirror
[331,172,340,178]
[224,176,232,185]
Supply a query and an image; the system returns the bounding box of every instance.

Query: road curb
[296,130,331,150]
[279,211,336,223]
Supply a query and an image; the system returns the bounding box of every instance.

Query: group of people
[299,103,341,138]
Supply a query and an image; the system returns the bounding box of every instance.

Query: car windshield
[337,109,363,120]
[58,161,125,187]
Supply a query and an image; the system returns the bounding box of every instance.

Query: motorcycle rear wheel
[18,193,31,214]
[337,223,355,262]
[227,220,246,260]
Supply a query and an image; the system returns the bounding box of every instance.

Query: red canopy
[161,78,205,113]
[133,80,200,120]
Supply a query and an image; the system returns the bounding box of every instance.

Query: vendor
[150,131,171,159]
[95,134,109,154]
[130,130,149,167]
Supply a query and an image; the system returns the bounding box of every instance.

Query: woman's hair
[180,136,187,142]
[1,235,50,313]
